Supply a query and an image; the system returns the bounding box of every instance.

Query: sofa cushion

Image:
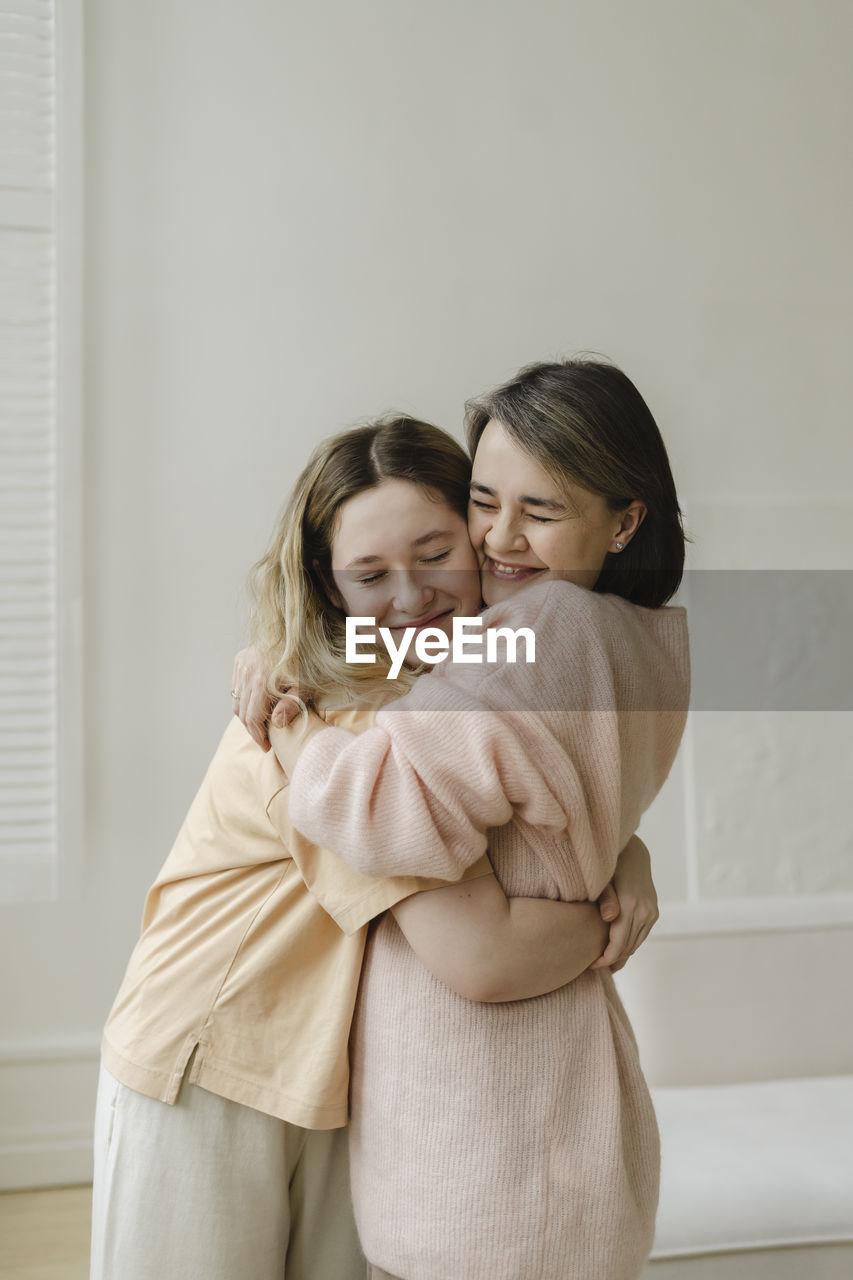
[649,1074,853,1258]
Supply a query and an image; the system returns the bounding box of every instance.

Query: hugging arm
[278,701,576,882]
[391,831,655,997]
[239,646,660,973]
[391,874,609,1001]
[270,714,657,982]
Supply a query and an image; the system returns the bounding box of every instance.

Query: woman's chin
[480,574,527,607]
[479,565,545,604]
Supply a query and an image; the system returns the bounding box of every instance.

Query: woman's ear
[613,500,646,550]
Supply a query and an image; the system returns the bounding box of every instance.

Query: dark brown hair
[465,357,686,607]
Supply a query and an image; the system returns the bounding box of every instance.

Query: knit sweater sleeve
[286,583,609,881]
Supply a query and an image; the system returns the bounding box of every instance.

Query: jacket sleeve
[286,671,576,881]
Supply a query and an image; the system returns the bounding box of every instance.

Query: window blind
[0,0,80,901]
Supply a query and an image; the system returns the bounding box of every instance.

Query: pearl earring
[615,541,624,551]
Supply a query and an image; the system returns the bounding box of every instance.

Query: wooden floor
[0,1187,91,1280]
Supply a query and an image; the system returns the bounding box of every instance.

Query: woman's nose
[486,511,526,555]
[391,571,435,614]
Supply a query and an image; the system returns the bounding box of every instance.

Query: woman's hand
[270,689,310,729]
[591,834,659,973]
[231,646,275,751]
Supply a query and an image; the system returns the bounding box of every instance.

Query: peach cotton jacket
[281,578,690,1280]
[101,709,490,1130]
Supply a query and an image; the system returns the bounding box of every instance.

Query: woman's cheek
[458,541,484,575]
[444,565,481,615]
[466,508,487,552]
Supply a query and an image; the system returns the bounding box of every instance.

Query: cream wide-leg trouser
[90,1061,366,1280]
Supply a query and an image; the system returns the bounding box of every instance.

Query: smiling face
[468,419,643,607]
[329,478,482,664]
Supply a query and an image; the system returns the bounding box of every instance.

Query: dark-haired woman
[270,358,691,1280]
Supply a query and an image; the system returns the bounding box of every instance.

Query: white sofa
[615,913,853,1280]
[641,1074,853,1277]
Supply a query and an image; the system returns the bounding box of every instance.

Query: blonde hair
[250,416,472,709]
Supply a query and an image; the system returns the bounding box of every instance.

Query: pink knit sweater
[289,579,690,1280]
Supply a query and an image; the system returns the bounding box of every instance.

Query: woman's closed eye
[357,549,452,586]
[471,498,555,524]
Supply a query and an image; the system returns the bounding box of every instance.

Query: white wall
[1,0,851,1186]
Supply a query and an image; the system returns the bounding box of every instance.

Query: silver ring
[230,689,241,699]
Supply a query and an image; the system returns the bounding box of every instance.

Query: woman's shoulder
[482,576,687,631]
[479,577,615,635]
[477,578,689,696]
[205,716,287,803]
[322,702,381,732]
[465,580,613,699]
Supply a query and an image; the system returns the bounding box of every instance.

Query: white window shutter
[0,0,82,901]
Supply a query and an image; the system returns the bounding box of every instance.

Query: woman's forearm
[391,874,608,1002]
[487,898,608,1000]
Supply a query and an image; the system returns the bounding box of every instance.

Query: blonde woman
[91,416,650,1280]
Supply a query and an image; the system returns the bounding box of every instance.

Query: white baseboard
[642,1242,853,1279]
[0,1036,100,1190]
[0,1122,94,1190]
